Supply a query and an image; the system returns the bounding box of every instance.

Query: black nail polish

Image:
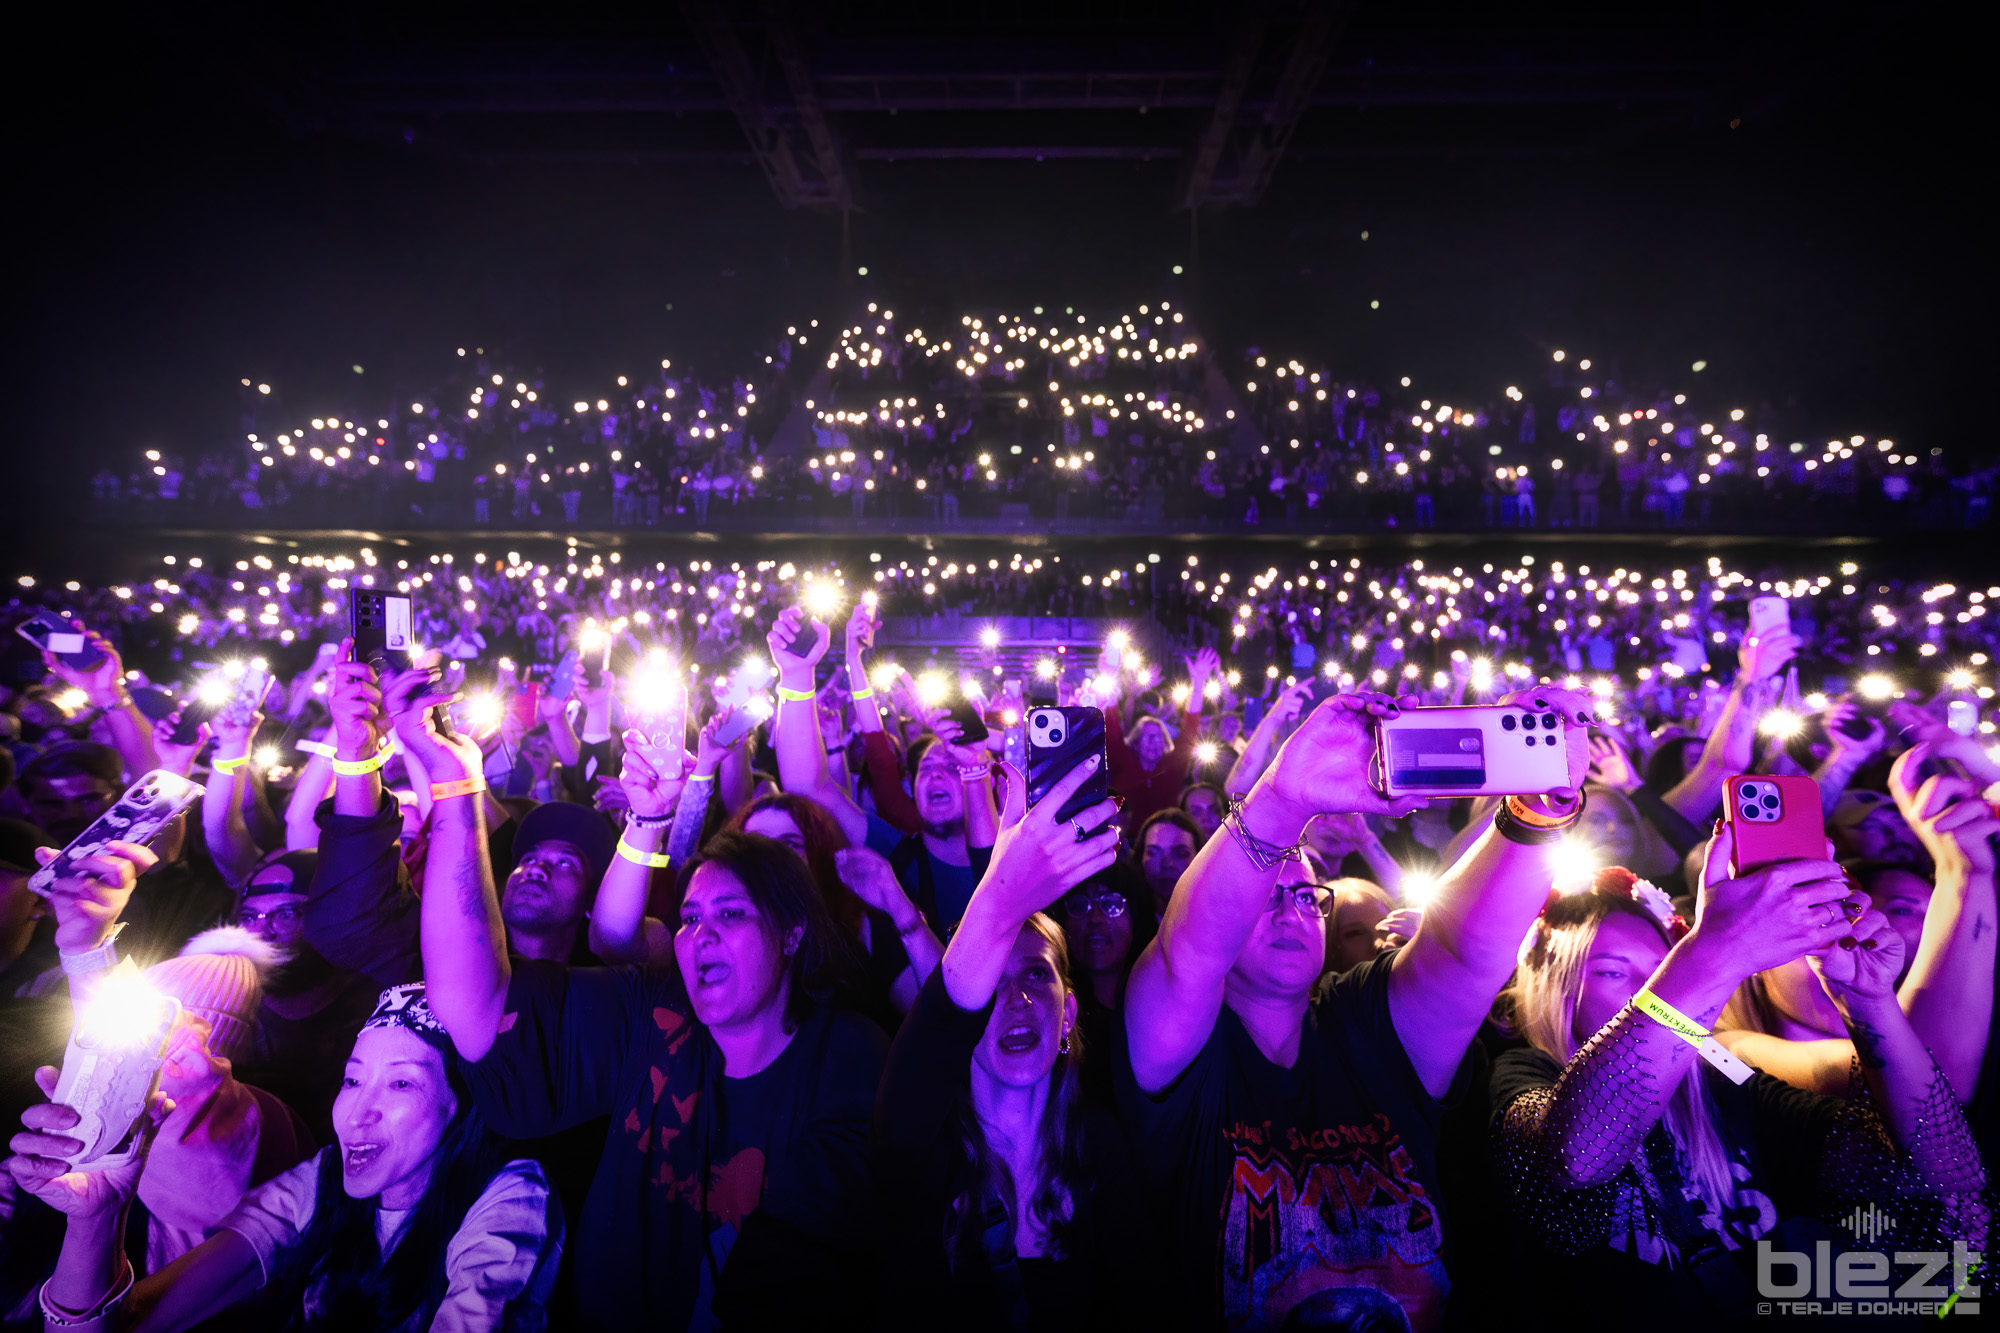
[1860,939,1878,950]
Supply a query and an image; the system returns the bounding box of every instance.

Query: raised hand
[978,755,1121,920]
[1738,628,1799,683]
[616,736,687,820]
[33,840,159,953]
[844,600,877,662]
[767,606,831,689]
[834,846,914,919]
[1807,906,1906,1009]
[1184,647,1221,697]
[1263,693,1429,819]
[1269,677,1315,725]
[1495,686,1594,800]
[1895,752,2000,879]
[7,1068,171,1219]
[1822,701,1887,764]
[1689,823,1858,980]
[384,664,480,782]
[695,709,744,776]
[42,621,126,708]
[152,709,211,777]
[1586,733,1642,794]
[326,639,385,757]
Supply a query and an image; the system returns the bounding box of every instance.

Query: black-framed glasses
[1060,888,1129,919]
[240,905,303,928]
[1270,884,1336,920]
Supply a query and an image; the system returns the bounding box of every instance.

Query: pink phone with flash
[1722,774,1824,876]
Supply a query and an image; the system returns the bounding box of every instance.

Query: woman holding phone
[875,755,1163,1330]
[1491,827,1987,1328]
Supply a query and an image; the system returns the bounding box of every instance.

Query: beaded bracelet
[430,776,486,801]
[626,809,673,830]
[617,835,674,869]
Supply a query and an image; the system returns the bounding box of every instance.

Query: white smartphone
[1947,700,1978,738]
[52,966,180,1169]
[27,770,204,898]
[1373,705,1573,798]
[1748,595,1790,637]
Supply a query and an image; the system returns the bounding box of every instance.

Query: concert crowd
[88,302,1997,533]
[0,522,1995,1330]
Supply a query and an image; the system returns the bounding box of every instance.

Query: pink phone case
[1723,774,1824,876]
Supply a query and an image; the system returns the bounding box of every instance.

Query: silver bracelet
[58,923,125,979]
[39,1260,134,1327]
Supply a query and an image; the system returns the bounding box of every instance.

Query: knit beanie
[143,927,282,1063]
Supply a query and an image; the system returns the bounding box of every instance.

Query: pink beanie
[143,928,281,1063]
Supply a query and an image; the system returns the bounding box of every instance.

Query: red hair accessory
[1591,864,1689,942]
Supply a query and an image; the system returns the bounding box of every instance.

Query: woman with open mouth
[9,982,560,1331]
[875,753,1167,1330]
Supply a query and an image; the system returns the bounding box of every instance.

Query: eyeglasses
[1270,884,1336,920]
[241,905,303,928]
[1060,889,1128,919]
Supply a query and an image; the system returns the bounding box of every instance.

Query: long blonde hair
[1506,892,1739,1215]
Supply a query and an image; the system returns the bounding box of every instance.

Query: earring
[1058,1030,1071,1056]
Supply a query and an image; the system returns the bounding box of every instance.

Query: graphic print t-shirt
[1117,952,1467,1331]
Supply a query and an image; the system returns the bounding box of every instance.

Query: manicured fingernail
[1860,939,1878,950]
[1839,937,1857,950]
[1532,698,1547,708]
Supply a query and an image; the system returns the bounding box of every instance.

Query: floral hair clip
[1590,865,1690,942]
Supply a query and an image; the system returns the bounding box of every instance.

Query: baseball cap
[511,801,617,888]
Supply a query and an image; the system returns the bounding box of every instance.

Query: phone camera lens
[1761,795,1779,810]
[1501,715,1517,731]
[1049,729,1063,744]
[1541,714,1559,730]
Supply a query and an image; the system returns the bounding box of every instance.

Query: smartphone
[628,673,688,772]
[167,683,228,746]
[944,698,990,746]
[1372,704,1573,799]
[1723,775,1825,876]
[1747,595,1790,638]
[27,770,205,897]
[510,681,544,728]
[550,650,580,701]
[349,588,414,673]
[15,611,108,672]
[219,662,271,730]
[1026,706,1110,826]
[1947,700,1978,738]
[51,973,180,1169]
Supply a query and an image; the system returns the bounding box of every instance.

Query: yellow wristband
[429,776,486,801]
[1633,989,1756,1085]
[297,740,335,758]
[850,686,875,700]
[332,741,395,776]
[211,754,251,775]
[776,686,815,703]
[617,835,674,869]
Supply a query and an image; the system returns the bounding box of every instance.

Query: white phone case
[27,770,204,898]
[51,976,179,1169]
[1373,705,1573,798]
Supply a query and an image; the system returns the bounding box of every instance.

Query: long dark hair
[947,914,1091,1266]
[672,829,863,1025]
[266,1059,501,1331]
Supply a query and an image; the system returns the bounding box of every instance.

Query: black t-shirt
[1114,951,1469,1332]
[1488,1046,1840,1329]
[462,959,884,1332]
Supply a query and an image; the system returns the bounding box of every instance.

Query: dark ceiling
[8,0,1988,516]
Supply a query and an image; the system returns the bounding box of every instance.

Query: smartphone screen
[16,612,108,671]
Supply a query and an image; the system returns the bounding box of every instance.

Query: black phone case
[168,695,225,745]
[1026,706,1109,825]
[350,588,394,669]
[945,699,990,746]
